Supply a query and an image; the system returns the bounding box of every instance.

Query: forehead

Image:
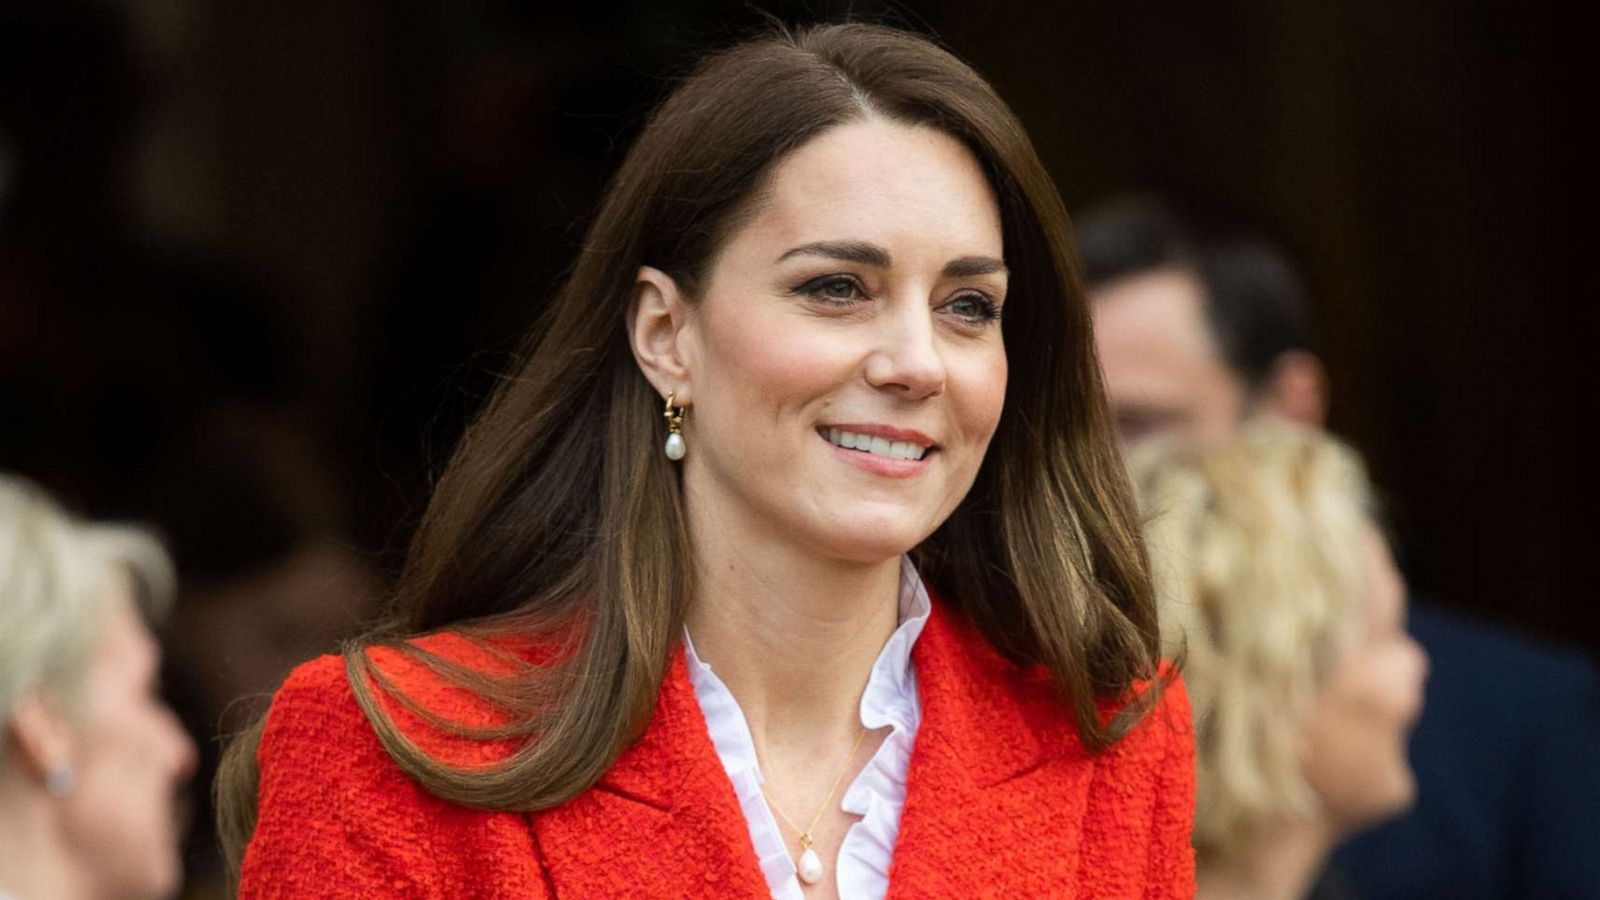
[1091,269,1219,365]
[1090,270,1237,389]
[91,571,158,678]
[740,116,1003,259]
[1358,524,1406,624]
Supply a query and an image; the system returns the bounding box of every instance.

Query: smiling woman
[219,21,1195,899]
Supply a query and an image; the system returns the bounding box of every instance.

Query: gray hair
[0,474,175,769]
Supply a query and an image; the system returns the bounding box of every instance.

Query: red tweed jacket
[239,592,1196,898]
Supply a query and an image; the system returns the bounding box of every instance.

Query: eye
[795,274,867,305]
[942,292,1001,324]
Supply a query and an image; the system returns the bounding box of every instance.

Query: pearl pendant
[664,431,685,461]
[796,847,824,885]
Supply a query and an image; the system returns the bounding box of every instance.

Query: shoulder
[1090,663,1195,800]
[1409,602,1598,732]
[916,590,1193,773]
[262,630,524,759]
[1077,665,1196,894]
[1108,661,1194,756]
[241,633,549,898]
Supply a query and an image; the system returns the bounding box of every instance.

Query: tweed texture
[240,592,1195,898]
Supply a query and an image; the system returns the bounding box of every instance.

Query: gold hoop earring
[663,392,686,461]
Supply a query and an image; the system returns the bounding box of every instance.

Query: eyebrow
[776,240,1007,279]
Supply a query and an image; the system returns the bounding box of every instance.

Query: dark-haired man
[1079,197,1600,899]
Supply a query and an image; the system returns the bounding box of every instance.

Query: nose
[1402,636,1430,718]
[164,706,199,785]
[1411,636,1430,684]
[863,300,946,399]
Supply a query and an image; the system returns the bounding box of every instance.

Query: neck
[682,502,902,757]
[1197,819,1335,900]
[0,776,92,900]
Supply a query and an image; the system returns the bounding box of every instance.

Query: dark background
[7,0,1594,687]
[2,1,1593,892]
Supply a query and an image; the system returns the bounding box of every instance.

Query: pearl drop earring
[663,392,686,461]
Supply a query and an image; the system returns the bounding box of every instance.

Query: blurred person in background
[1130,422,1428,899]
[1078,196,1600,897]
[0,474,197,900]
[144,410,382,899]
[3,6,380,895]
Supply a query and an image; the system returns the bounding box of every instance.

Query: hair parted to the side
[217,19,1168,872]
[1127,421,1377,865]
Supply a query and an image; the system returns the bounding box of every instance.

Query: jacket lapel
[529,591,1102,897]
[529,646,772,898]
[887,594,1097,897]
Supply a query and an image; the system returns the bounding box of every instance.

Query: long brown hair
[217,20,1166,871]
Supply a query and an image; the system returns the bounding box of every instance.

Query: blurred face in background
[1089,269,1247,444]
[58,573,197,900]
[1301,526,1429,834]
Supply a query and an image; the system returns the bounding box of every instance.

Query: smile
[818,427,932,461]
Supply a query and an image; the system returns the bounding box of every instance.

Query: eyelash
[794,274,1002,324]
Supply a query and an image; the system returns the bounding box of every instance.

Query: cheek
[1324,663,1410,750]
[63,706,187,892]
[692,312,862,434]
[1303,649,1422,825]
[948,344,1007,443]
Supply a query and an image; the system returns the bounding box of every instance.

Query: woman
[0,474,197,900]
[222,22,1195,898]
[1129,423,1429,900]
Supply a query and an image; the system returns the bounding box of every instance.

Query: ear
[6,686,75,785]
[1258,350,1327,427]
[627,266,698,405]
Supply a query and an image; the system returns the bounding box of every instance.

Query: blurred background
[2,0,1592,896]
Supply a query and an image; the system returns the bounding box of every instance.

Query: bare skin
[629,115,1009,897]
[0,574,196,900]
[1090,268,1326,443]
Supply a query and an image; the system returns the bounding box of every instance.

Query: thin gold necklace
[759,726,871,886]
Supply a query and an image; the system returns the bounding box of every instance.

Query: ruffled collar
[682,555,932,899]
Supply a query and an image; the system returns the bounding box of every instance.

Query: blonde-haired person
[0,474,197,900]
[1129,422,1429,900]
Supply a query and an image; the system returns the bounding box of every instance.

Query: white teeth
[822,429,929,461]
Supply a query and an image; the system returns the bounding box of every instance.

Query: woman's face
[1301,526,1429,835]
[671,117,1009,563]
[60,574,196,899]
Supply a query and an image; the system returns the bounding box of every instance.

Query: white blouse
[683,555,932,900]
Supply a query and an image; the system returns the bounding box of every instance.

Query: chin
[809,518,927,564]
[1385,766,1419,815]
[1337,768,1418,836]
[795,498,942,563]
[824,532,921,565]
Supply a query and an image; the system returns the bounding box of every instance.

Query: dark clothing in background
[1307,865,1363,900]
[1332,603,1600,899]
